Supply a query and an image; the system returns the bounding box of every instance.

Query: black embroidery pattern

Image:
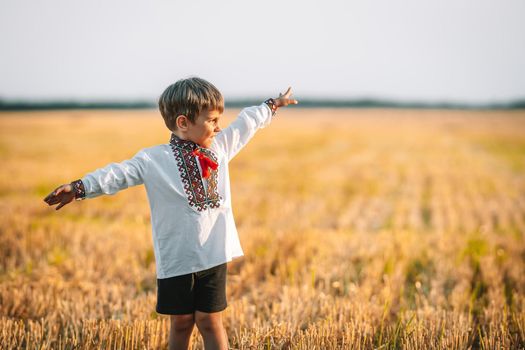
[264,98,278,116]
[71,179,86,200]
[169,134,221,211]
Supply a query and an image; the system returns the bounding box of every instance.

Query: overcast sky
[1,0,524,103]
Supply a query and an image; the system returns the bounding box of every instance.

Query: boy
[43,77,298,350]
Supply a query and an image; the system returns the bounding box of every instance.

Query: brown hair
[158,77,224,131]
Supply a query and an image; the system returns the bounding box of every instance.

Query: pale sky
[1,0,524,103]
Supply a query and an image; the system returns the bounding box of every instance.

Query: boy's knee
[170,314,195,332]
[195,311,223,333]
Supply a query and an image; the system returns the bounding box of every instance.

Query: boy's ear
[175,115,189,130]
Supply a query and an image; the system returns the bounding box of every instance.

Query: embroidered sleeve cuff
[71,179,86,200]
[264,98,278,116]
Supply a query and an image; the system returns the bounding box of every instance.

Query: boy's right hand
[43,184,75,210]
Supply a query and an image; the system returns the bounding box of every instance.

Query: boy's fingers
[48,198,60,205]
[284,98,298,105]
[44,188,59,201]
[44,195,56,204]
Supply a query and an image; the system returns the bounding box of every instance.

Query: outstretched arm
[213,87,298,161]
[43,149,148,211]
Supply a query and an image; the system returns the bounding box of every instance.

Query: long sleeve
[212,103,273,162]
[80,149,149,199]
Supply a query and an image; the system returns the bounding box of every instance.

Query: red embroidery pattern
[192,149,218,179]
[170,134,221,211]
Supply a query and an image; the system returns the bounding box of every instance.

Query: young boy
[43,77,298,350]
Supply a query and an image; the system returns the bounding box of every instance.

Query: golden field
[0,108,524,349]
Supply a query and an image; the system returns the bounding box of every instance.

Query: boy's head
[159,77,224,133]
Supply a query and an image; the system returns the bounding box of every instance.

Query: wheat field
[0,108,524,349]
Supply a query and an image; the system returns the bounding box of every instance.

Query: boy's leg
[169,314,195,350]
[195,310,228,350]
[193,263,228,349]
[157,272,197,349]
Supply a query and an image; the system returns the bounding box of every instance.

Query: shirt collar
[170,133,198,151]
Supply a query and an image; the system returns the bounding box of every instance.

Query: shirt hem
[156,254,244,279]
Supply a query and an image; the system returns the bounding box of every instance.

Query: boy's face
[186,109,222,148]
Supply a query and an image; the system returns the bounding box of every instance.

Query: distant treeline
[1,98,525,111]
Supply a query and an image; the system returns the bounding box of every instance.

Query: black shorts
[156,263,227,315]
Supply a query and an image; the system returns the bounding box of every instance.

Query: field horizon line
[1,97,525,111]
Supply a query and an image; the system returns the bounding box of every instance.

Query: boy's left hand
[43,183,76,210]
[274,87,298,108]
